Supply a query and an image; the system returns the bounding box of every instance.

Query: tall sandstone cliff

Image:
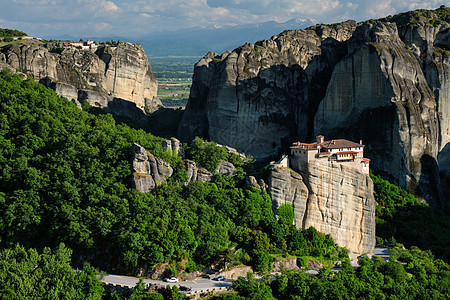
[0,41,160,118]
[269,162,375,254]
[178,7,450,205]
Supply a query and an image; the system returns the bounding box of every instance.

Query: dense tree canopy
[1,68,450,299]
[0,70,340,276]
[0,244,103,299]
[211,247,450,299]
[371,172,450,261]
[0,28,27,37]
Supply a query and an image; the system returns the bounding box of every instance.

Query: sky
[0,0,448,39]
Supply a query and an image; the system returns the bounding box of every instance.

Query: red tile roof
[320,139,364,149]
[291,138,364,150]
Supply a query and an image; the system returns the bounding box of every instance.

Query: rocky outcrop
[131,141,240,191]
[272,258,299,272]
[131,143,173,193]
[185,160,213,183]
[269,162,376,254]
[247,176,261,189]
[163,137,185,159]
[179,6,450,204]
[215,161,236,176]
[0,41,160,118]
[314,20,442,204]
[178,22,355,158]
[269,167,309,221]
[221,145,247,161]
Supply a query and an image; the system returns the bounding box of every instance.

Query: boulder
[247,176,261,189]
[131,143,173,193]
[214,161,236,176]
[163,137,185,159]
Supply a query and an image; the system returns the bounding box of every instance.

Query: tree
[0,243,104,299]
[187,137,227,172]
[277,204,294,225]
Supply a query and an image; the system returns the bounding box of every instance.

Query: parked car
[166,277,179,283]
[179,286,192,292]
[216,276,225,281]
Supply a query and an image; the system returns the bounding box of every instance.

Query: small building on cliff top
[289,135,370,174]
[268,135,376,254]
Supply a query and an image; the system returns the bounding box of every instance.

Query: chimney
[360,140,363,145]
[316,135,324,144]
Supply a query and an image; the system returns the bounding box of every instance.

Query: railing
[185,286,230,298]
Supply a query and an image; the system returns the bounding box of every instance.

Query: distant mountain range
[45,18,318,57]
[137,18,318,57]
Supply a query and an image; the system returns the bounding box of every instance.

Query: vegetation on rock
[0,28,27,37]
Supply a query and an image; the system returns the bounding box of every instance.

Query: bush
[277,204,294,225]
[186,137,228,172]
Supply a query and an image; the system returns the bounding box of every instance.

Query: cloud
[94,22,113,31]
[100,1,120,12]
[0,0,446,38]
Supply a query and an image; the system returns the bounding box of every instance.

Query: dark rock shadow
[418,154,444,207]
[438,143,450,200]
[106,97,147,120]
[438,142,450,176]
[148,107,185,139]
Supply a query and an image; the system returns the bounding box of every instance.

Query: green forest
[0,28,27,37]
[213,246,450,299]
[0,69,449,299]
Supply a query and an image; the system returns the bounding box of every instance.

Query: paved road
[102,274,232,291]
[371,246,390,261]
[102,247,390,289]
[349,246,391,268]
[304,246,392,274]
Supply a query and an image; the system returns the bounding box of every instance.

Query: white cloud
[285,0,341,15]
[0,0,446,38]
[11,0,62,4]
[100,1,119,12]
[94,22,113,31]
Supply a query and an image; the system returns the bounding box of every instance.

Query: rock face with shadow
[178,21,355,159]
[178,7,450,205]
[0,41,160,118]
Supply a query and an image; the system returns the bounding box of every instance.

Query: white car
[166,277,179,283]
